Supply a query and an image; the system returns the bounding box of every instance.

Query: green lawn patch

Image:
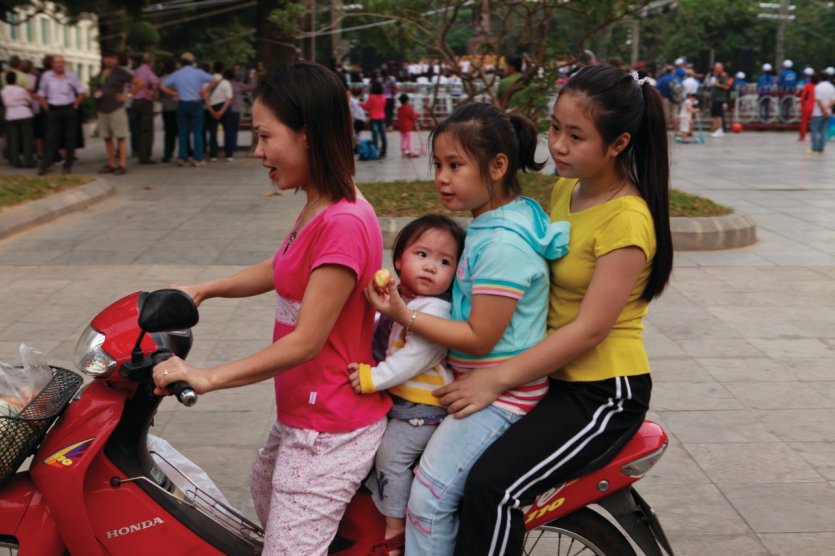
[0,174,95,209]
[359,173,732,218]
[668,188,732,217]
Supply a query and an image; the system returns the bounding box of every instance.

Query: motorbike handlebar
[169,381,198,407]
[152,351,198,407]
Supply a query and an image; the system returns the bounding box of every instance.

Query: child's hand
[348,363,362,393]
[433,367,506,419]
[365,278,410,324]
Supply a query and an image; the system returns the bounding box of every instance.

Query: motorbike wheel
[523,508,636,556]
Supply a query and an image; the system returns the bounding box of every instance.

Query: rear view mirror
[138,289,199,333]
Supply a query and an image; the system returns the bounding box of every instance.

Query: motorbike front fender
[0,474,64,556]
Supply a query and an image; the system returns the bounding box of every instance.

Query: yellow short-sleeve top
[549,178,656,382]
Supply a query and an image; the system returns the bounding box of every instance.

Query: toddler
[396,93,419,157]
[349,214,465,554]
[678,92,699,142]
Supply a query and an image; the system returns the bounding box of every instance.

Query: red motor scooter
[0,289,673,555]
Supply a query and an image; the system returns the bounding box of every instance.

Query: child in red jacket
[799,71,816,141]
[396,93,420,157]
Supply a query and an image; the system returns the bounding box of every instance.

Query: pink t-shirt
[272,197,391,432]
[362,94,387,120]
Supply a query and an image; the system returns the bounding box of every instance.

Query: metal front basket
[0,367,83,485]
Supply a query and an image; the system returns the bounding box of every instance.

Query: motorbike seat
[565,419,644,481]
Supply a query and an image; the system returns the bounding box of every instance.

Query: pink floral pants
[250,417,387,555]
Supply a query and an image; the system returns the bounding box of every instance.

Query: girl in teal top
[366,103,569,555]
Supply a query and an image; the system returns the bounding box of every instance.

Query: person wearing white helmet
[802,67,815,87]
[757,63,776,121]
[758,64,774,91]
[825,67,835,88]
[733,71,748,96]
[674,57,687,80]
[778,59,797,91]
[799,69,817,141]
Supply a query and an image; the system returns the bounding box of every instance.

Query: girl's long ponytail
[632,82,673,301]
[563,65,673,300]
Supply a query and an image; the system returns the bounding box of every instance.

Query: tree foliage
[647,0,835,72]
[321,0,651,121]
[126,20,159,51]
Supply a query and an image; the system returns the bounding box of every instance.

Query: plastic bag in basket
[147,434,232,508]
[0,344,54,417]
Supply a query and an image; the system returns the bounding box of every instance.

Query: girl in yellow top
[435,64,674,555]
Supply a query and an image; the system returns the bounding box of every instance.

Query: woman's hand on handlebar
[152,356,211,396]
[433,366,506,419]
[170,284,205,307]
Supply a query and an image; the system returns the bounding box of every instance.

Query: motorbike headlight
[74,325,117,377]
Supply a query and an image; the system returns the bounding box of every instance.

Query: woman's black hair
[4,72,16,85]
[370,80,384,95]
[430,103,544,199]
[392,214,466,297]
[255,61,355,202]
[561,64,673,300]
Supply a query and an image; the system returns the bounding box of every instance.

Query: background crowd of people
[648,56,835,150]
[4,49,835,173]
[0,51,259,174]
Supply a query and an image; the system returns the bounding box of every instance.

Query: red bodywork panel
[0,292,224,554]
[0,474,65,556]
[93,291,157,393]
[523,420,667,530]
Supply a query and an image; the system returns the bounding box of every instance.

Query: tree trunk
[467,0,495,54]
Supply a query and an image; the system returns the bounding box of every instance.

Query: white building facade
[1,1,100,85]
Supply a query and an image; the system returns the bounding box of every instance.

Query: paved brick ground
[1,128,834,554]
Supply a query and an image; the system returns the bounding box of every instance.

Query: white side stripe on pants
[488,377,633,555]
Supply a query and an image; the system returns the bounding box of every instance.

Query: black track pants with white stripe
[453,374,651,556]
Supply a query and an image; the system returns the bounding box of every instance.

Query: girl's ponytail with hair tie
[631,71,650,87]
[508,114,546,173]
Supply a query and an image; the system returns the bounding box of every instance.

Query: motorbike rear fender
[596,487,674,556]
[0,474,65,555]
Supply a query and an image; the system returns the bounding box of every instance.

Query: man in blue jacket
[159,52,216,167]
[777,60,797,92]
